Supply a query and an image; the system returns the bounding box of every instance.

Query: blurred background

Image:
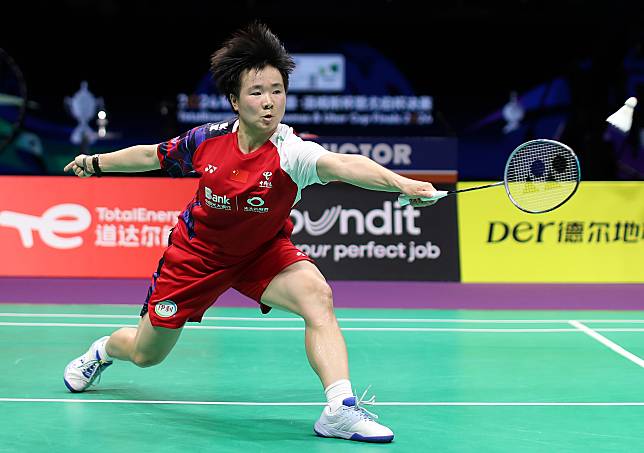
[1,0,643,286]
[1,0,643,180]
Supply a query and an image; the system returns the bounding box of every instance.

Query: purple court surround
[0,278,642,310]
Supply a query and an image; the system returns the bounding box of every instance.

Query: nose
[262,93,273,109]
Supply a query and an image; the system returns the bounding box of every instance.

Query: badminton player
[62,22,436,443]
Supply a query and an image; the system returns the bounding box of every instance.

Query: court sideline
[2,302,644,452]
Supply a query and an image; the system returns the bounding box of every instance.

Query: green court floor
[1,304,644,452]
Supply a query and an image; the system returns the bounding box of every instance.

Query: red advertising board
[0,176,197,277]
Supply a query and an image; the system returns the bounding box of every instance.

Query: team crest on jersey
[155,300,177,318]
[259,171,273,188]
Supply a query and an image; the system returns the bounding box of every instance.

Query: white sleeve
[287,138,329,188]
[276,126,330,191]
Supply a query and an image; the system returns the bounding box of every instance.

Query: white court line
[1,398,644,406]
[569,320,644,368]
[0,313,142,319]
[1,313,644,324]
[2,321,644,333]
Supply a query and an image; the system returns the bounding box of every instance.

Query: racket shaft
[398,183,503,206]
[448,181,504,194]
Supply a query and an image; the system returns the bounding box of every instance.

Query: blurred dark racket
[0,48,28,153]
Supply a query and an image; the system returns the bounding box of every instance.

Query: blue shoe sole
[63,378,82,393]
[314,428,393,443]
[350,433,394,443]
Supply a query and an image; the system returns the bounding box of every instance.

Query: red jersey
[157,118,328,265]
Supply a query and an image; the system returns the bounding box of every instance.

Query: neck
[236,122,275,154]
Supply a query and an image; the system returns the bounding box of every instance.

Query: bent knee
[301,280,335,323]
[310,280,334,309]
[131,352,165,368]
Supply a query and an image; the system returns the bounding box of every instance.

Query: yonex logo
[205,164,217,173]
[155,300,177,318]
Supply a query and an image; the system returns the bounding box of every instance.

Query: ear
[229,94,239,113]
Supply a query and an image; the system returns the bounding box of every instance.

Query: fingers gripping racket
[399,139,581,214]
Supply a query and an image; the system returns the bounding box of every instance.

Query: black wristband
[92,154,103,177]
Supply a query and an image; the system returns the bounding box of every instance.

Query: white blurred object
[502,91,524,134]
[606,97,638,133]
[97,110,108,138]
[64,81,104,145]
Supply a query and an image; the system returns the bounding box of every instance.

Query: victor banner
[310,136,457,183]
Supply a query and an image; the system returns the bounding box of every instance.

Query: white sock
[325,379,353,412]
[95,337,113,362]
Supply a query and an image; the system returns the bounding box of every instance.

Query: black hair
[210,22,295,110]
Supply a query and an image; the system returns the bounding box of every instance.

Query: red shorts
[141,232,313,329]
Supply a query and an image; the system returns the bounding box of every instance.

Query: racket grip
[398,191,448,206]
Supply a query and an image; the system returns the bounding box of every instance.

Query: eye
[251,92,261,96]
[273,90,282,94]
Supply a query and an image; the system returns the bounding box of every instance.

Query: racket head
[503,139,580,214]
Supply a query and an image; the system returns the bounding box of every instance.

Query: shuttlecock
[606,97,637,133]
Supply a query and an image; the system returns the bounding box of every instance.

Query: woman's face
[231,65,286,135]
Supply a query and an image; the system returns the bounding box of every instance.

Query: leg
[260,261,348,388]
[64,313,182,392]
[260,260,393,443]
[106,313,182,367]
[65,228,221,391]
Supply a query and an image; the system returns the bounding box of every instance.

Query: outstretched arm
[316,153,437,205]
[63,145,160,177]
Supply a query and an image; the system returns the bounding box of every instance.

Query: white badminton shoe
[63,336,113,392]
[314,390,394,443]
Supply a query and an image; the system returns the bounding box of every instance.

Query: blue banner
[310,137,457,172]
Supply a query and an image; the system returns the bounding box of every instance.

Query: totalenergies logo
[0,204,91,249]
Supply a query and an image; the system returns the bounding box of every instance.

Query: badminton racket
[399,139,581,214]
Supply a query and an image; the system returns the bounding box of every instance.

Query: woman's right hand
[63,154,93,178]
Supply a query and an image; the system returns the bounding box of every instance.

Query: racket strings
[505,141,579,213]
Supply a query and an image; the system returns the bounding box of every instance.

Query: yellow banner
[457,181,644,282]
